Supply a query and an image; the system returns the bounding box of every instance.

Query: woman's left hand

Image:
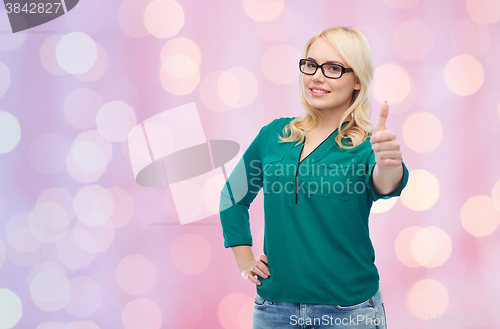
[370,101,402,169]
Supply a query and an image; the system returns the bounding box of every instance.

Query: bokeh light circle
[65,0,106,35]
[28,133,68,175]
[171,234,211,274]
[403,112,443,153]
[217,67,259,108]
[384,0,420,9]
[412,227,452,267]
[218,293,253,329]
[200,71,230,112]
[160,37,201,66]
[0,194,4,221]
[118,0,150,38]
[66,130,113,183]
[66,322,100,329]
[451,19,491,57]
[444,55,484,96]
[159,50,200,95]
[5,213,45,266]
[160,64,200,95]
[40,35,68,76]
[144,0,184,39]
[28,201,70,243]
[96,101,137,142]
[407,279,449,318]
[239,299,254,329]
[393,20,433,61]
[56,32,98,74]
[370,197,398,213]
[36,188,75,221]
[64,88,103,130]
[461,195,500,237]
[395,226,422,267]
[116,254,156,295]
[242,0,284,22]
[373,64,411,105]
[71,140,107,171]
[64,276,102,318]
[73,219,115,254]
[74,185,114,227]
[0,288,22,328]
[0,10,28,51]
[36,323,67,329]
[0,239,5,269]
[5,235,45,268]
[262,44,300,85]
[466,0,500,24]
[108,188,134,228]
[161,291,202,329]
[493,178,500,207]
[255,5,295,43]
[7,219,43,253]
[73,43,109,82]
[0,62,11,98]
[422,227,452,267]
[162,54,198,79]
[29,270,71,311]
[0,111,21,154]
[400,170,440,211]
[56,231,96,270]
[122,298,162,329]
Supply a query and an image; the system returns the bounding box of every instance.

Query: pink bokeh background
[0,0,500,328]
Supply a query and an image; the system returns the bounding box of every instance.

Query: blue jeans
[252,289,387,329]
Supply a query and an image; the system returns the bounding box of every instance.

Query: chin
[306,98,333,110]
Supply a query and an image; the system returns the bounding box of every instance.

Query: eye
[306,62,317,68]
[327,65,341,72]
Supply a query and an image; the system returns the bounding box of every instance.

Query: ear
[354,79,361,91]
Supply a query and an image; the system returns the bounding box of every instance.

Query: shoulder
[261,116,297,135]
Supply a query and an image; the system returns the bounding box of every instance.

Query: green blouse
[219,116,409,306]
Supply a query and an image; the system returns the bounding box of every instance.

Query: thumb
[375,101,389,132]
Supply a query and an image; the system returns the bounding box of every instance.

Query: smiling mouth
[310,88,331,94]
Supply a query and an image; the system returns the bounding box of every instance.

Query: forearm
[231,245,255,272]
[371,163,404,195]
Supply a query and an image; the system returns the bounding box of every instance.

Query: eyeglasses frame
[299,59,354,79]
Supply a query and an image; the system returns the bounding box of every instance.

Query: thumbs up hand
[370,101,402,169]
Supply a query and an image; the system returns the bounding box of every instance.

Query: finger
[253,265,269,279]
[375,101,389,132]
[244,271,262,285]
[257,260,270,276]
[260,254,268,264]
[372,139,401,152]
[377,158,403,169]
[377,150,401,160]
[371,130,396,144]
[259,255,270,276]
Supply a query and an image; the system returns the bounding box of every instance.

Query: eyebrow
[306,57,345,66]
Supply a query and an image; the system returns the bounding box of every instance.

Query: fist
[370,101,402,169]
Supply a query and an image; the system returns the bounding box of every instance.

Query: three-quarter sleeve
[365,147,410,202]
[219,124,267,248]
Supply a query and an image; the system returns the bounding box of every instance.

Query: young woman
[219,26,409,329]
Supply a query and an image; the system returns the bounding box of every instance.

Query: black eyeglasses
[299,59,353,79]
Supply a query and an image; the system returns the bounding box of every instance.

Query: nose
[312,67,324,83]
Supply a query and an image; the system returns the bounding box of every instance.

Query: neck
[317,109,352,133]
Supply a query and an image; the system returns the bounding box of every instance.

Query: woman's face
[302,37,360,113]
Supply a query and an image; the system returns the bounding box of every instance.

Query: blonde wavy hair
[278,26,374,149]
